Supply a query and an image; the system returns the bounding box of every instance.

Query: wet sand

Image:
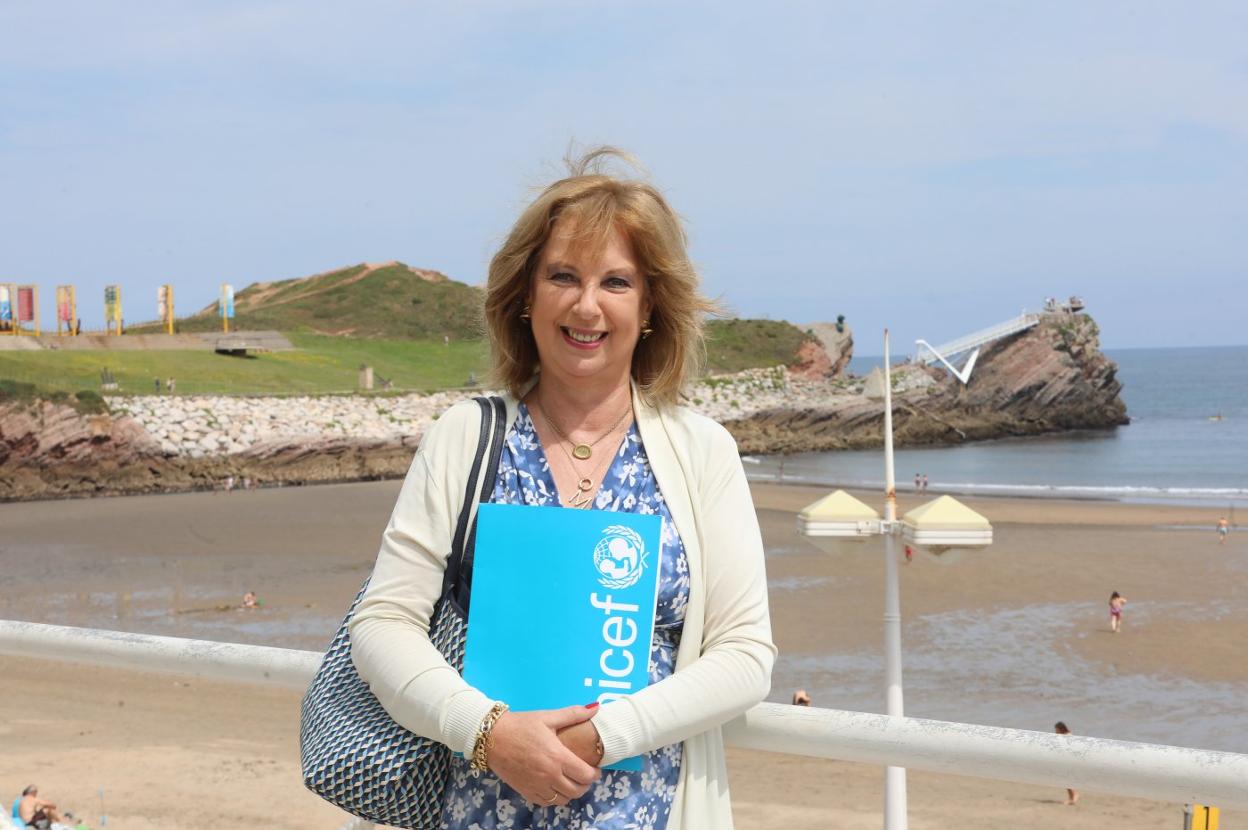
[2,481,1245,828]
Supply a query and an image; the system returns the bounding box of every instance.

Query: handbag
[299,395,507,828]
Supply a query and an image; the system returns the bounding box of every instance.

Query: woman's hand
[487,704,601,807]
[556,719,604,767]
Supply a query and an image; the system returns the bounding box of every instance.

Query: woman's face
[528,219,650,389]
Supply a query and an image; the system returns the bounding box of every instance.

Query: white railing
[917,313,1041,364]
[3,619,1246,820]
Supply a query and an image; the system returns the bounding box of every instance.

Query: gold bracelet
[469,702,509,775]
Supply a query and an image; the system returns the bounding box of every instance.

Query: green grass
[0,335,491,397]
[0,378,110,414]
[1,317,819,399]
[122,261,817,378]
[114,259,817,387]
[704,318,817,374]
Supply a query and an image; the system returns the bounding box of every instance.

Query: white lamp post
[797,329,993,830]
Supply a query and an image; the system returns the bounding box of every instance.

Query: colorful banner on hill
[17,287,34,322]
[464,504,664,772]
[56,286,74,322]
[221,284,234,318]
[104,285,121,323]
[0,286,11,322]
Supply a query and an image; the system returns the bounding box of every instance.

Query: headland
[0,262,1128,502]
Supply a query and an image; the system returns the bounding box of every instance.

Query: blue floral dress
[440,404,689,830]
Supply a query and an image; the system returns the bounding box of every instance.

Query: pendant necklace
[533,397,632,461]
[533,398,631,508]
[557,442,616,509]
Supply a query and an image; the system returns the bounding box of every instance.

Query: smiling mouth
[561,326,607,345]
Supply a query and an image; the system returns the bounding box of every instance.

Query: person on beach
[1217,516,1229,544]
[1053,722,1079,805]
[14,784,67,829]
[914,473,921,492]
[921,473,929,493]
[1109,591,1127,633]
[349,148,775,830]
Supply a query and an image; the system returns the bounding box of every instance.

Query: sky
[2,1,1245,350]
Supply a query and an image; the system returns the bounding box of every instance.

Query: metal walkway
[917,313,1041,365]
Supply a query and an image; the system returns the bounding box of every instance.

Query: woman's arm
[588,426,776,765]
[349,433,499,757]
[349,401,601,803]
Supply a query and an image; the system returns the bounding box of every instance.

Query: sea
[744,345,1248,507]
[756,344,1248,754]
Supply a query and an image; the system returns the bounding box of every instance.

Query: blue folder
[464,503,664,771]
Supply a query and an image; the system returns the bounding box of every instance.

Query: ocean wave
[935,482,1248,498]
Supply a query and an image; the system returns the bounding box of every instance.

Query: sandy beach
[2,480,1244,828]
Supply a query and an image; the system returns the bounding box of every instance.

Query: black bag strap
[458,396,507,611]
[439,396,506,608]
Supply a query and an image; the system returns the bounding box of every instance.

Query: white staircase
[917,313,1041,365]
[915,313,1042,384]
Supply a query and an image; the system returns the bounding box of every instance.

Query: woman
[350,148,775,829]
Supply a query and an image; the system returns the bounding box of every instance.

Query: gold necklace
[558,440,617,509]
[533,397,632,461]
[533,401,629,508]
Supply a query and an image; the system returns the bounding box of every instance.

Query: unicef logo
[593,525,648,589]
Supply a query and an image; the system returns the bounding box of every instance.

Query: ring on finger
[545,789,562,805]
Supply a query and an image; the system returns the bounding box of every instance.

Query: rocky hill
[0,312,1126,502]
[703,318,827,374]
[137,261,485,339]
[803,320,854,378]
[719,312,1127,454]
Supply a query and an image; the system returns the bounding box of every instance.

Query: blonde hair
[483,147,717,407]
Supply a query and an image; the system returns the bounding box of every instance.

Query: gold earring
[640,319,653,339]
[519,304,532,324]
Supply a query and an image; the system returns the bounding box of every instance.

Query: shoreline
[749,480,1239,528]
[745,472,1248,512]
[4,451,1244,514]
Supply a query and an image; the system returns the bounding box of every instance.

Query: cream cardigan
[350,386,776,829]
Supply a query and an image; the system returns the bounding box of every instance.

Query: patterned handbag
[299,396,506,828]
